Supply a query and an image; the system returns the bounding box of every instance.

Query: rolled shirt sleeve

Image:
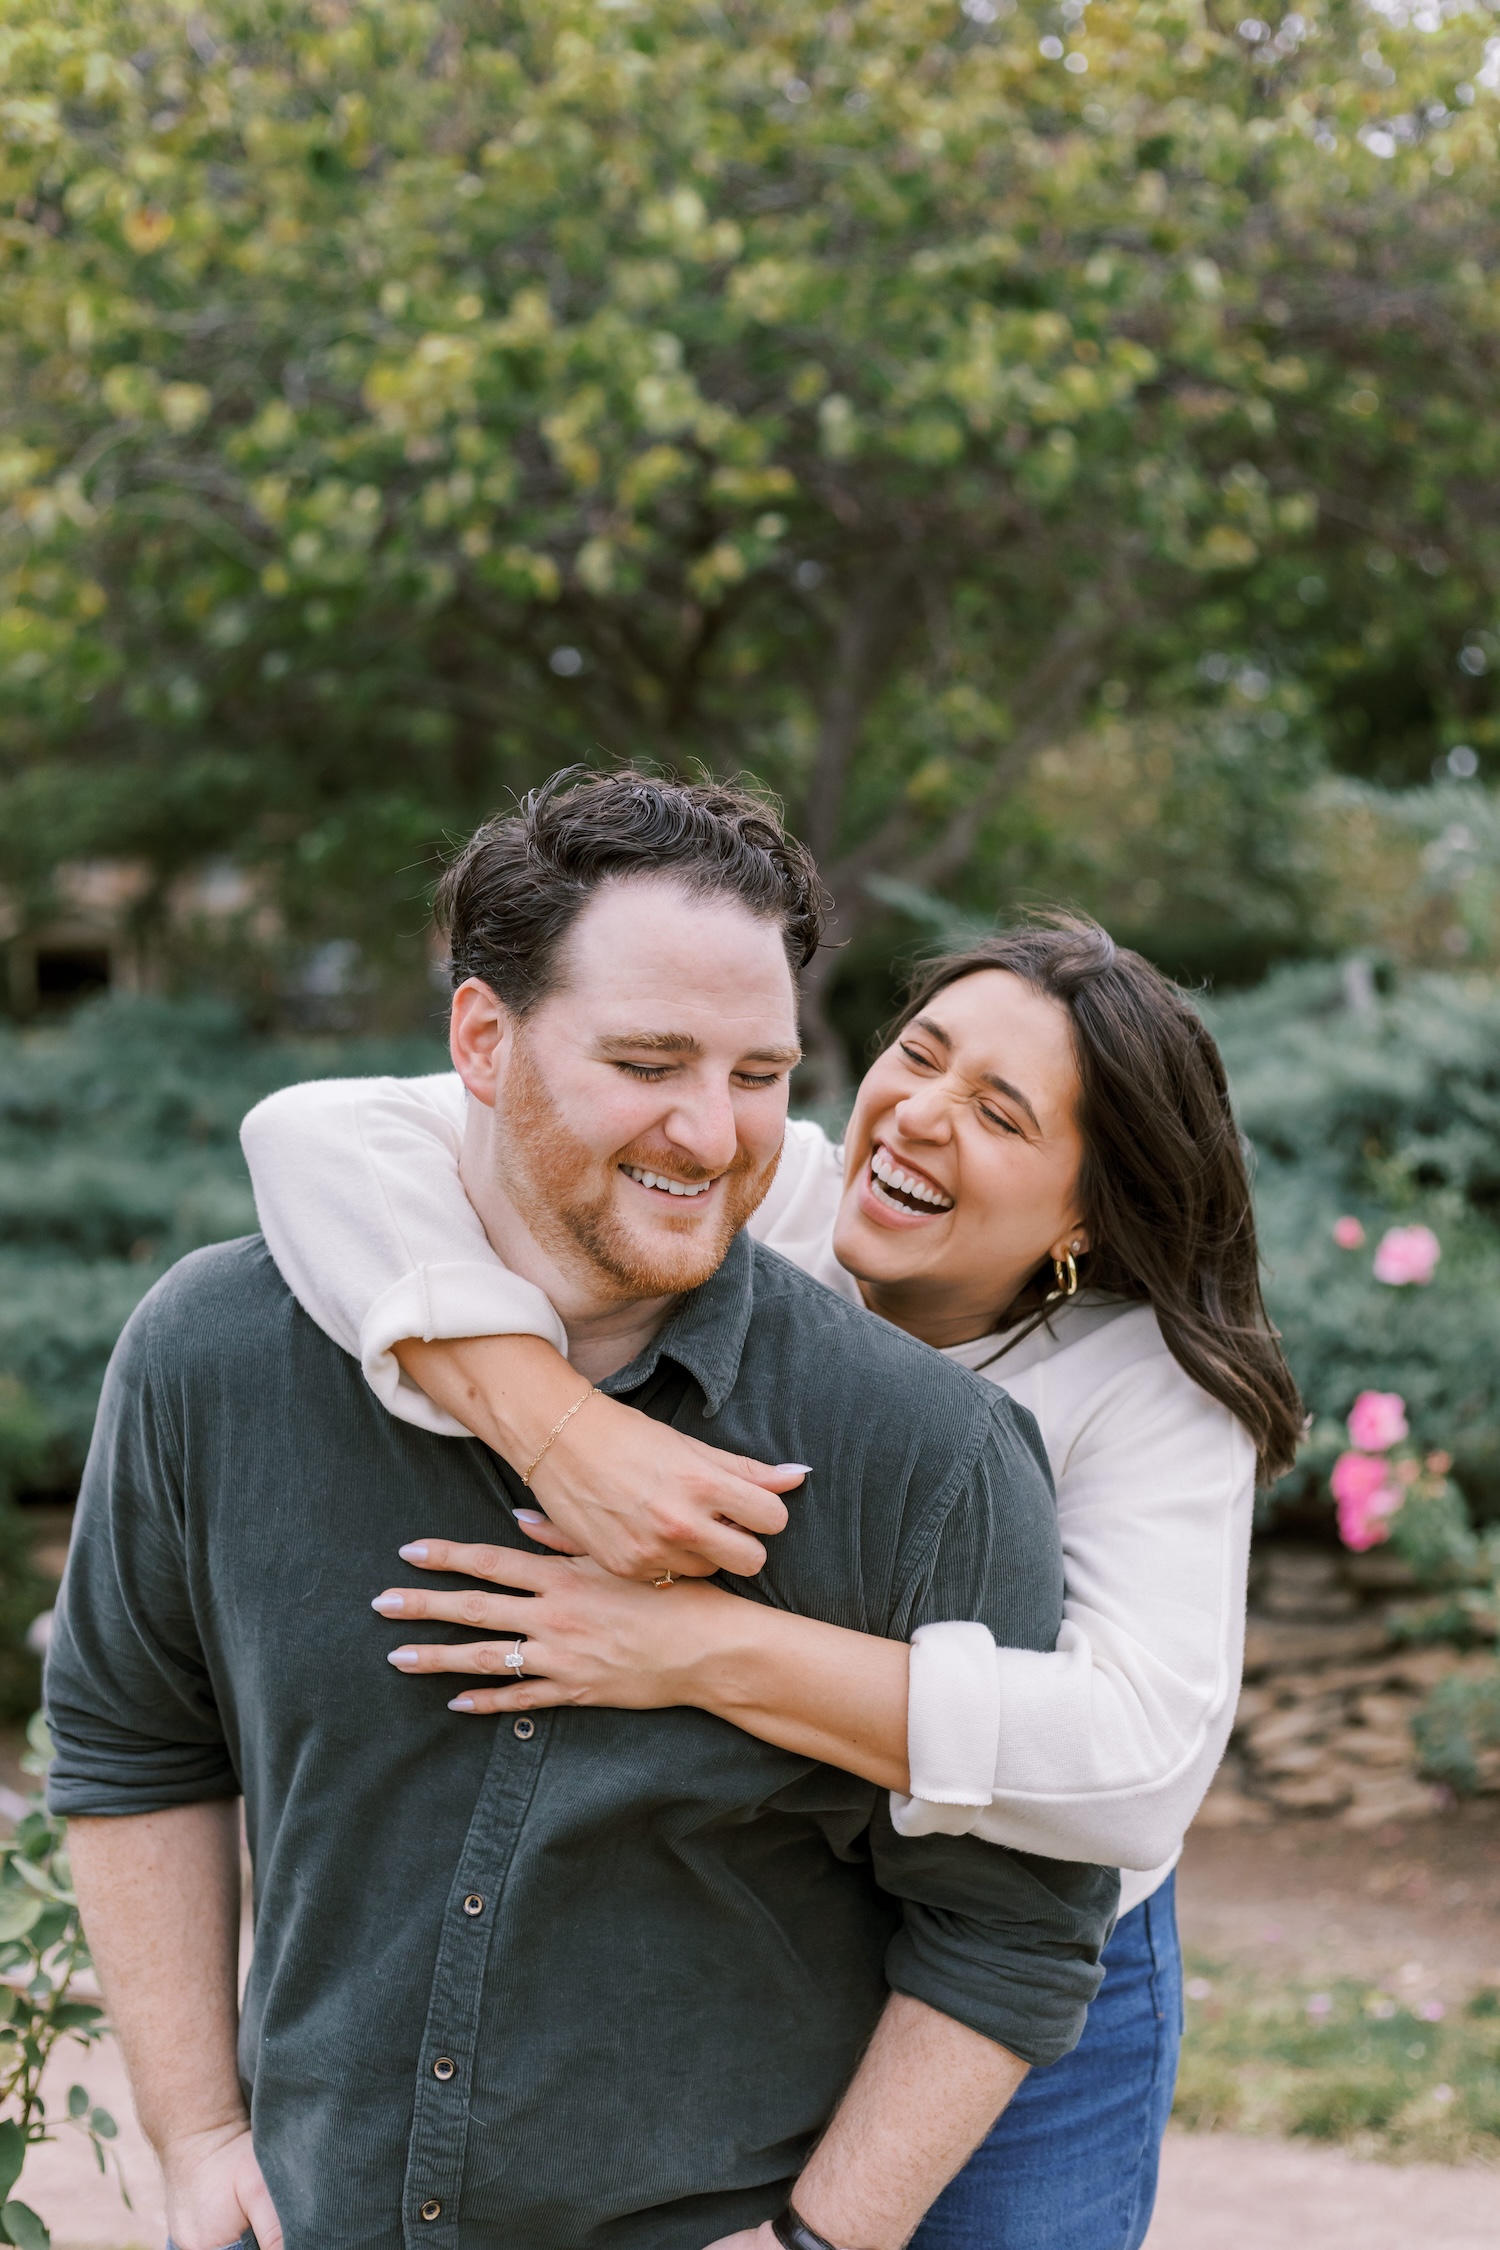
[45,1282,240,1818]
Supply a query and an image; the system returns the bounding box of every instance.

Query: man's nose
[664,1080,741,1173]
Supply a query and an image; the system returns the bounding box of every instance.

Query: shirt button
[420,2200,442,2222]
[513,1717,536,1741]
[433,2056,456,2081]
[462,1893,484,1917]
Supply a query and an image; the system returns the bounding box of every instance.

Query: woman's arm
[241,1076,809,1578]
[372,1540,912,1794]
[899,1319,1256,1868]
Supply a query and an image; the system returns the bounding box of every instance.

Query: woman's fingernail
[371,1593,405,1615]
[387,1647,420,1670]
[448,1695,476,1712]
[778,1464,813,1475]
[514,1509,547,1525]
[398,1542,429,1563]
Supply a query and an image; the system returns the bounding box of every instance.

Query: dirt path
[1177,1800,1500,2003]
[1145,2129,1500,2248]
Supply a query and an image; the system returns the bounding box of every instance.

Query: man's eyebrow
[909,1016,1040,1130]
[596,1031,701,1055]
[594,1032,801,1067]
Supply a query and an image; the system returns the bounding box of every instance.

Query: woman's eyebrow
[910,1016,1040,1130]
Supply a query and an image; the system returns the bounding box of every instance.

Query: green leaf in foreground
[0,2199,47,2250]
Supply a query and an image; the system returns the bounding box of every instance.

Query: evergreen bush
[1208,963,1500,1523]
[0,996,445,1711]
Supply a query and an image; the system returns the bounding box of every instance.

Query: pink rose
[1331,1450,1404,1550]
[1333,1216,1366,1249]
[1372,1224,1441,1286]
[1347,1390,1409,1453]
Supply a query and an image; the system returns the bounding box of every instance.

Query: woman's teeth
[622,1164,713,1198]
[869,1146,954,1213]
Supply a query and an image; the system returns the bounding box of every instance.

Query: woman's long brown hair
[893,916,1304,1482]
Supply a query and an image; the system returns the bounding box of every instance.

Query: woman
[242,917,1302,2250]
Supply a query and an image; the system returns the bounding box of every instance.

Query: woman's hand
[373,1538,739,1714]
[373,1536,914,1794]
[395,1335,807,1581]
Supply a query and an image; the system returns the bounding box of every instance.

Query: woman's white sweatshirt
[241,1079,1254,1913]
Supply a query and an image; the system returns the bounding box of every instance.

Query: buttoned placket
[400,1707,550,2243]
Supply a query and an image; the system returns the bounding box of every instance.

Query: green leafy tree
[2,0,1500,1077]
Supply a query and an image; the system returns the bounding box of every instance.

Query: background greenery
[3,0,1500,1082]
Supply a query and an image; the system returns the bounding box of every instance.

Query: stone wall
[1199,1545,1496,1830]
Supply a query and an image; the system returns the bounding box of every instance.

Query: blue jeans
[910,1872,1182,2250]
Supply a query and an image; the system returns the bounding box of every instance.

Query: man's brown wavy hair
[894,915,1304,1482]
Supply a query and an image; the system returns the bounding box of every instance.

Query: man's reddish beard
[496,1033,778,1301]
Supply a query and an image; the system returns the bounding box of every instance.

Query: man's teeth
[870,1146,954,1211]
[622,1164,713,1198]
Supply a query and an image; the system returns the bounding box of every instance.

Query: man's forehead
[551,882,798,1021]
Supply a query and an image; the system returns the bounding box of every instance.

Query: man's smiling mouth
[621,1163,715,1200]
[868,1145,954,1214]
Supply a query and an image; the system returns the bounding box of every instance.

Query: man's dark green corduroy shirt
[46,1229,1117,2250]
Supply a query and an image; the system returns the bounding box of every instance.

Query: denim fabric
[911,1872,1183,2250]
[166,2235,257,2250]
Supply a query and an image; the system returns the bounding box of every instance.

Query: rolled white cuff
[359,1262,571,1438]
[896,1619,1000,1817]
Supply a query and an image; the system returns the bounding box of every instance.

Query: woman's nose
[893,1085,953,1141]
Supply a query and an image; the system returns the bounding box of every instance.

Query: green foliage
[1208,961,1500,1515]
[3,2,1500,1070]
[0,994,444,1487]
[1176,1956,1500,2161]
[1411,1671,1500,1799]
[0,1716,130,2249]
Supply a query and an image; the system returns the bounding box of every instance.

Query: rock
[1242,1616,1391,1676]
[1233,1684,1276,1730]
[1340,1775,1444,1829]
[1262,1767,1355,1812]
[1343,1551,1422,1593]
[1382,1647,1468,1690]
[1255,1740,1336,1778]
[1340,1730,1414,1768]
[1258,1550,1344,1593]
[1353,1691,1419,1731]
[1243,1701,1341,1756]
[1194,1787,1273,1828]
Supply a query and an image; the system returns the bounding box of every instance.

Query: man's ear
[450,978,510,1110]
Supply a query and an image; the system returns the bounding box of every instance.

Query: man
[46,771,1116,2250]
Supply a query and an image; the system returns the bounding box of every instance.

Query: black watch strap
[771,2208,847,2250]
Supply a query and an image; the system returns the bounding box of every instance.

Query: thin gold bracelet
[520,1386,600,1488]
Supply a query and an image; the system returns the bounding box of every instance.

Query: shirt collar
[597,1228,755,1421]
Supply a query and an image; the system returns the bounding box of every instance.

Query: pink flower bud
[1347,1390,1409,1453]
[1372,1224,1441,1286]
[1333,1216,1366,1249]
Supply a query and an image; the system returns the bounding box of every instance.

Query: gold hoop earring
[1048,1248,1079,1302]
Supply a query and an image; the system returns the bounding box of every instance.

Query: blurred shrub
[1208,962,1500,1522]
[0,995,444,1479]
